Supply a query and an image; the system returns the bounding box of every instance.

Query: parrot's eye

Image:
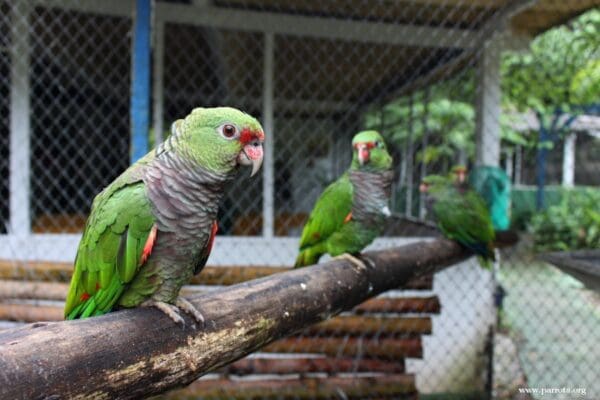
[220,124,238,139]
[376,141,384,148]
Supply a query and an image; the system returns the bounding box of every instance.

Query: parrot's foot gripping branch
[176,297,205,325]
[142,298,205,326]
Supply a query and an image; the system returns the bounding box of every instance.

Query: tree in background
[363,74,476,175]
[362,9,599,206]
[502,9,600,207]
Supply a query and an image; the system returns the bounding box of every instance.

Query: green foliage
[362,10,599,165]
[570,59,600,105]
[363,74,476,166]
[500,9,599,150]
[530,188,600,251]
[500,112,537,149]
[502,9,600,113]
[511,187,563,230]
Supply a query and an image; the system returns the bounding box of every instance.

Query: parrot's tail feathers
[64,277,124,320]
[461,241,496,268]
[65,302,86,320]
[294,248,320,268]
[477,255,493,270]
[66,296,107,320]
[80,298,98,319]
[487,242,496,261]
[294,251,309,268]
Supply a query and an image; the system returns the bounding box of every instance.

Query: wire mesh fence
[0,0,598,399]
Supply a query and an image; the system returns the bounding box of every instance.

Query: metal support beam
[262,33,275,238]
[156,3,479,49]
[152,16,165,145]
[419,88,430,219]
[514,145,522,185]
[9,0,32,235]
[475,0,537,44]
[475,39,502,167]
[130,0,151,163]
[35,0,133,16]
[36,0,535,51]
[405,94,414,217]
[474,1,536,167]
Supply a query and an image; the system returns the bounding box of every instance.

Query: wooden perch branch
[0,238,469,400]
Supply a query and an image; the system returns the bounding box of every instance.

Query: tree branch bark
[0,238,469,400]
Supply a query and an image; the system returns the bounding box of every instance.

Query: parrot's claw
[332,253,374,271]
[142,300,185,325]
[175,297,205,325]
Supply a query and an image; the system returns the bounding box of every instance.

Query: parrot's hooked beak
[354,142,374,166]
[238,135,264,177]
[453,168,467,183]
[419,182,429,193]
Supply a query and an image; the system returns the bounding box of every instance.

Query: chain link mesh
[0,1,598,399]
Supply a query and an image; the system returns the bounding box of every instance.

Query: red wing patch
[140,224,158,266]
[207,221,218,255]
[343,212,352,224]
[80,292,90,301]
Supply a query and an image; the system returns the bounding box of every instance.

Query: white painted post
[399,149,407,191]
[152,16,165,145]
[562,133,576,188]
[262,33,275,238]
[504,149,513,181]
[9,0,32,235]
[475,39,501,167]
[514,145,522,185]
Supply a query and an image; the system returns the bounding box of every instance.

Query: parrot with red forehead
[449,165,468,192]
[64,107,264,324]
[450,165,511,231]
[294,130,393,268]
[419,174,495,268]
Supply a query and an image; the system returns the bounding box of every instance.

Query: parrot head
[171,107,264,177]
[450,165,468,184]
[350,130,392,171]
[419,174,450,194]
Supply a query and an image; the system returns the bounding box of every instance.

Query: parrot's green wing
[295,174,353,267]
[432,187,495,268]
[64,181,156,319]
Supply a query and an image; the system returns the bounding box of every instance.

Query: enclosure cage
[0,0,599,399]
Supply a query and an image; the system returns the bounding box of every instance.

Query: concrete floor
[499,259,600,400]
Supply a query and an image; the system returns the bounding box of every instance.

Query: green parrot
[450,165,511,231]
[419,174,495,268]
[64,107,264,324]
[294,130,393,268]
[449,165,468,191]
